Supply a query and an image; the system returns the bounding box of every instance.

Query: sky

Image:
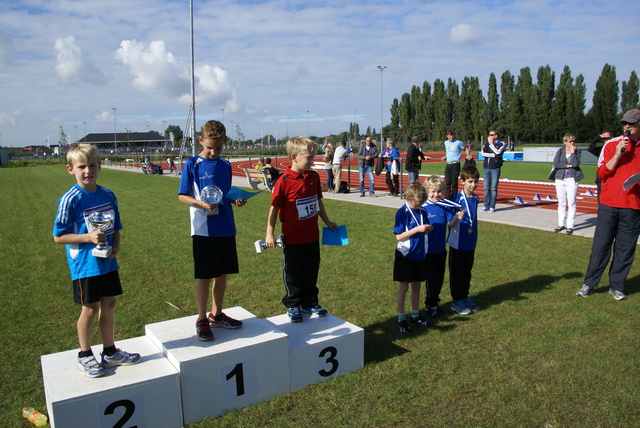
[0,0,638,147]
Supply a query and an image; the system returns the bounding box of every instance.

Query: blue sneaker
[464,297,480,312]
[450,299,472,315]
[78,355,104,378]
[101,348,141,369]
[301,305,328,317]
[287,306,303,323]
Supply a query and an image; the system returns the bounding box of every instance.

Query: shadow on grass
[475,272,583,310]
[363,316,459,364]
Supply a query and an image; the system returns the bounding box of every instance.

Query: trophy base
[206,208,219,216]
[255,240,266,253]
[92,246,112,258]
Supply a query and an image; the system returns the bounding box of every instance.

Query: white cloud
[54,35,108,85]
[449,24,482,45]
[116,39,239,110]
[0,110,19,127]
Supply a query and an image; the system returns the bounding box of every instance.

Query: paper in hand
[225,186,262,201]
[322,225,349,246]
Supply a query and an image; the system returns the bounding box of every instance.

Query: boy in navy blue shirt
[393,182,433,333]
[422,175,464,318]
[447,166,480,315]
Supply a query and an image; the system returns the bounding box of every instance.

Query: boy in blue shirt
[393,182,433,333]
[53,144,140,378]
[178,120,247,341]
[422,175,464,318]
[447,165,480,315]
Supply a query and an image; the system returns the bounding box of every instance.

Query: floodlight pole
[189,0,197,156]
[112,107,118,153]
[377,66,387,146]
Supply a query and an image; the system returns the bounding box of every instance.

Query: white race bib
[296,195,319,220]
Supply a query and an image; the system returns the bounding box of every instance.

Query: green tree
[399,92,412,142]
[590,63,619,133]
[457,77,486,141]
[446,78,459,130]
[165,124,183,146]
[487,73,499,128]
[432,79,448,141]
[534,65,555,143]
[514,67,534,141]
[621,70,640,113]
[498,70,516,141]
[421,81,434,141]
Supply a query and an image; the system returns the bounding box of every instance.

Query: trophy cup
[88,211,114,258]
[255,235,284,253]
[201,185,223,216]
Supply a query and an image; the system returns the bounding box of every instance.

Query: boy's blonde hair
[423,175,444,192]
[201,120,227,140]
[286,136,317,158]
[67,143,100,167]
[404,182,428,206]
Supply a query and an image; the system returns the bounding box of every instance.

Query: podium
[40,336,182,428]
[145,307,290,425]
[266,312,364,391]
[40,307,364,426]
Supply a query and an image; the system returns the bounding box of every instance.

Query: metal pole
[112,107,117,154]
[377,66,387,146]
[190,0,197,156]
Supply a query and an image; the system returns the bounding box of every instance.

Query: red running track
[229,153,599,216]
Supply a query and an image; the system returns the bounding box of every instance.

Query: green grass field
[1,165,638,427]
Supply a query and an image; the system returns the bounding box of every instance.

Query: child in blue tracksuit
[447,166,480,315]
[422,175,464,318]
[393,182,433,334]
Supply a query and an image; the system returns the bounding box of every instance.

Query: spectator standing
[441,130,470,200]
[406,136,426,182]
[481,130,505,212]
[550,134,583,235]
[357,137,379,197]
[380,138,400,196]
[323,143,334,191]
[332,141,350,193]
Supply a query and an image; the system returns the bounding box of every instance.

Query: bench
[244,168,273,191]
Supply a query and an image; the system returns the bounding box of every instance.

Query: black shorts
[73,270,122,304]
[193,235,239,279]
[393,250,427,283]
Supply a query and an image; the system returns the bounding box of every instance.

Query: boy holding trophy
[178,120,247,341]
[53,144,140,378]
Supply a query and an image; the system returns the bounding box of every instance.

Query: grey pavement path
[103,163,599,239]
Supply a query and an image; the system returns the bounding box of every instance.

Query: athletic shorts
[393,250,427,283]
[193,235,239,279]
[73,270,122,304]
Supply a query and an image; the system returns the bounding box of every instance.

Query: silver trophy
[88,211,114,258]
[201,185,223,216]
[255,235,284,253]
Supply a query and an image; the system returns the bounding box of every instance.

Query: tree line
[384,64,639,145]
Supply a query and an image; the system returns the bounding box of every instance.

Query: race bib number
[296,195,319,220]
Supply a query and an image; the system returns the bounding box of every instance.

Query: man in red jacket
[577,109,640,301]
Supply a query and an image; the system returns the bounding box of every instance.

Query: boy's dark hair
[201,120,226,140]
[460,165,480,181]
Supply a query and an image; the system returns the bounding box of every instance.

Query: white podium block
[41,336,182,428]
[266,312,364,391]
[145,306,290,424]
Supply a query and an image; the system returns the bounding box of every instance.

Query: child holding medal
[422,175,464,318]
[393,182,434,333]
[447,166,480,315]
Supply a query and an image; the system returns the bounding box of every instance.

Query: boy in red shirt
[264,137,337,322]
